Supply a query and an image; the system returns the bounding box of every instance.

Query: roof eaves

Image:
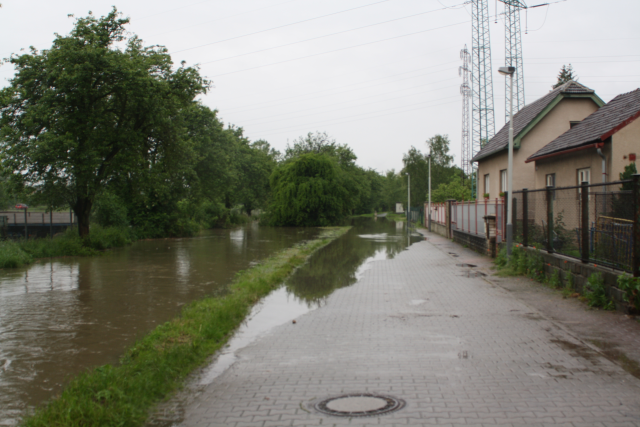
[513,92,604,149]
[600,109,640,141]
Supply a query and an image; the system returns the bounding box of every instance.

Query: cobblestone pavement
[177,232,640,427]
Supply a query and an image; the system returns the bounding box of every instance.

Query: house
[471,81,604,198]
[526,88,640,188]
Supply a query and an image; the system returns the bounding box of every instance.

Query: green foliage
[432,177,472,203]
[93,192,128,228]
[617,274,640,309]
[562,272,575,298]
[268,153,351,226]
[553,64,578,88]
[0,9,208,239]
[402,135,466,207]
[0,226,133,269]
[584,273,614,310]
[21,227,349,427]
[0,240,33,268]
[549,269,562,289]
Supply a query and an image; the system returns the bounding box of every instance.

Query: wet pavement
[171,227,640,427]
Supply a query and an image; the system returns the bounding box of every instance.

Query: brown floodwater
[0,218,421,425]
[0,223,320,425]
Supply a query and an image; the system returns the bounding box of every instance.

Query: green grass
[20,226,350,427]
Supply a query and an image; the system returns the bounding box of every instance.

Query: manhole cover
[456,263,477,268]
[315,393,405,417]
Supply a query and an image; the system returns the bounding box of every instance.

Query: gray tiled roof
[471,81,595,162]
[527,88,640,162]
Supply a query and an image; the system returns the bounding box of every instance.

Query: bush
[584,273,614,310]
[617,274,640,309]
[549,270,562,289]
[0,240,33,268]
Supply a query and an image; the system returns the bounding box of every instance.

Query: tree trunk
[73,197,93,242]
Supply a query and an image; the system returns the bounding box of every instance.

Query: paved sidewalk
[177,234,640,427]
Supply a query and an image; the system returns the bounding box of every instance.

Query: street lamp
[426,148,432,232]
[498,65,515,257]
[406,172,410,224]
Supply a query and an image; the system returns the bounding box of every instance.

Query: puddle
[199,287,315,385]
[456,263,477,268]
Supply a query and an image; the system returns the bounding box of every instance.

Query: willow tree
[268,153,350,226]
[0,8,208,239]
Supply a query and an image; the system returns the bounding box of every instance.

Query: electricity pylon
[500,0,527,122]
[459,46,472,179]
[471,0,495,198]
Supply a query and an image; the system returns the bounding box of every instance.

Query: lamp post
[427,151,432,232]
[406,172,410,224]
[499,65,516,257]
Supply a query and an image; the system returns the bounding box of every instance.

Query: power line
[221,61,458,114]
[207,20,470,77]
[197,2,467,66]
[144,0,305,37]
[237,80,460,126]
[247,97,461,138]
[171,0,393,55]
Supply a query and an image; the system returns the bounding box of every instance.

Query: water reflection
[0,224,320,426]
[192,218,421,393]
[285,217,422,305]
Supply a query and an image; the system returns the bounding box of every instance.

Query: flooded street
[0,218,420,425]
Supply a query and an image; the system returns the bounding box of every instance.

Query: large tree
[268,153,350,226]
[0,9,208,239]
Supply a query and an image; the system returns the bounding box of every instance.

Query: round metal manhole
[315,393,405,417]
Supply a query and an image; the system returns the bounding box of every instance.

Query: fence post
[633,174,640,277]
[446,199,454,239]
[546,185,554,253]
[522,189,528,247]
[503,191,508,243]
[512,194,518,244]
[581,181,589,264]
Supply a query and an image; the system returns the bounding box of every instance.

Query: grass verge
[20,226,350,427]
[0,226,134,269]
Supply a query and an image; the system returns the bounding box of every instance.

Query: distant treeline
[0,9,472,236]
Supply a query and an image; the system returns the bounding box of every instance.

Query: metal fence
[513,178,639,275]
[451,198,505,242]
[0,211,75,225]
[428,203,447,225]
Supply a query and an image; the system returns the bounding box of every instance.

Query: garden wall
[519,245,632,313]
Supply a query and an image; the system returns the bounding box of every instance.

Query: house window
[500,170,507,194]
[546,173,556,200]
[484,174,490,196]
[546,173,555,188]
[577,168,590,185]
[578,168,590,200]
[570,121,581,129]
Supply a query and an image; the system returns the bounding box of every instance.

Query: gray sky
[1,0,638,173]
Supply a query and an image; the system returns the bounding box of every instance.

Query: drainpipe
[596,148,607,184]
[597,147,607,217]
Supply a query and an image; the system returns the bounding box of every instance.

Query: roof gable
[526,88,640,163]
[471,81,604,162]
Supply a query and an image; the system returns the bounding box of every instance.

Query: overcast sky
[1,0,638,173]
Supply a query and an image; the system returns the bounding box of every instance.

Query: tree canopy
[553,64,578,88]
[0,8,208,239]
[268,153,351,226]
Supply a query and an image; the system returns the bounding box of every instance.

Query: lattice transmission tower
[501,0,527,122]
[459,45,472,178]
[471,0,496,197]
